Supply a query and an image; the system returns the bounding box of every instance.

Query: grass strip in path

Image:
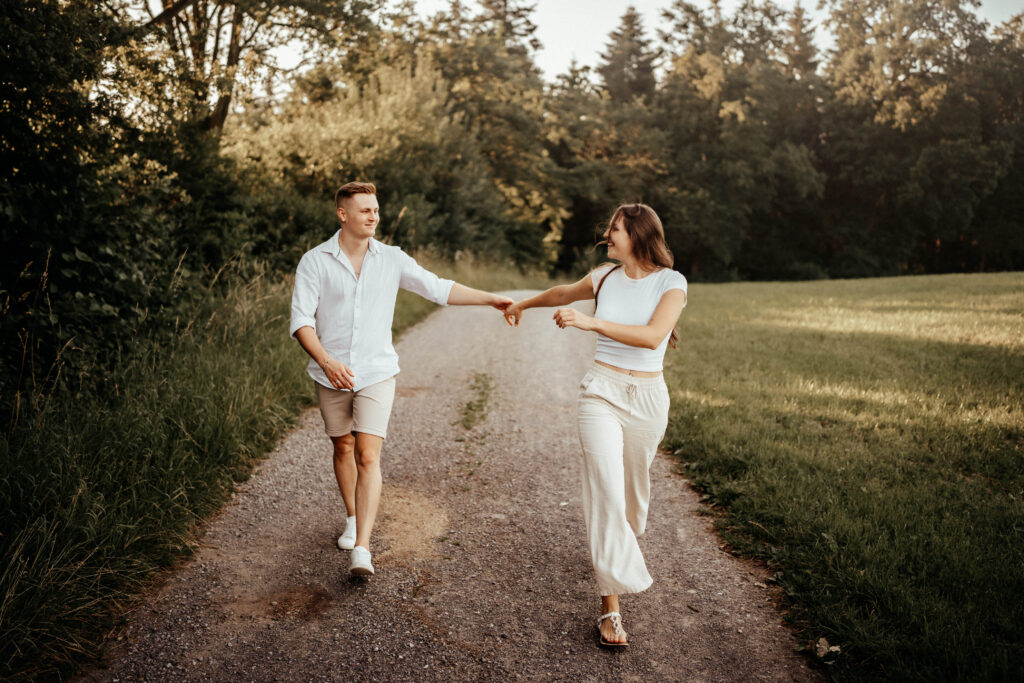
[663,272,1024,681]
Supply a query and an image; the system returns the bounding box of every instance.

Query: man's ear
[336,205,345,223]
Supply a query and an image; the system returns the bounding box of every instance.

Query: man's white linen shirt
[290,231,454,392]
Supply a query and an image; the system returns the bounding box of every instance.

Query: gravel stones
[79,293,817,682]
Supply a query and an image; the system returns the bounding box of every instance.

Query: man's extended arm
[397,251,512,312]
[447,283,513,311]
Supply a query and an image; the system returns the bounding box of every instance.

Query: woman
[504,204,687,647]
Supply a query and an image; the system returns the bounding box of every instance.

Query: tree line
[2,0,1023,400]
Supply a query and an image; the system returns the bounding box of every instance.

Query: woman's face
[603,218,634,261]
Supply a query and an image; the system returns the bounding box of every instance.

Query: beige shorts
[316,376,397,439]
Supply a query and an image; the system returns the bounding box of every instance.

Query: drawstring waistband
[587,361,663,388]
[586,362,661,418]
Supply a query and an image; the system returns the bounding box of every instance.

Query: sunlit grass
[664,272,1024,681]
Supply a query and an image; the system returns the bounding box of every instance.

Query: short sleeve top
[590,264,688,372]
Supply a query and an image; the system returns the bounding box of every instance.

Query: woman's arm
[552,289,686,349]
[504,274,595,327]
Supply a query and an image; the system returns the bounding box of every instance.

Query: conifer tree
[597,6,658,103]
[782,3,818,78]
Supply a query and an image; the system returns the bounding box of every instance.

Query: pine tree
[477,0,542,56]
[597,7,658,103]
[782,3,818,78]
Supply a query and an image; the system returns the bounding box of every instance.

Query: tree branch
[144,0,199,30]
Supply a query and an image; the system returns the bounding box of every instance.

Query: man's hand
[490,294,514,313]
[553,307,596,332]
[504,300,525,327]
[322,358,356,390]
[446,284,514,311]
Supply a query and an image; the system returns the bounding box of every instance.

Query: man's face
[338,193,380,239]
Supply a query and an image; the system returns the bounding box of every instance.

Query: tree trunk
[206,7,242,134]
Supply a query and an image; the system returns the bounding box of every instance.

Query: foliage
[224,59,518,259]
[817,0,1020,276]
[114,0,378,133]
[424,1,569,262]
[0,271,312,679]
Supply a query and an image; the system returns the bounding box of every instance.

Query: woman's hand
[553,307,596,332]
[504,300,525,327]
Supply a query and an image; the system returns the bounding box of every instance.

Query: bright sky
[414,0,1023,81]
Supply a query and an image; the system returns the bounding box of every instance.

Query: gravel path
[80,292,818,682]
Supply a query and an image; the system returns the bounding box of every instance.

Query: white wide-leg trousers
[576,362,670,596]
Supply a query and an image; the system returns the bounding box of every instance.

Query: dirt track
[81,292,818,682]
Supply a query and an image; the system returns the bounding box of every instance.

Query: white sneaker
[349,546,374,576]
[337,516,356,550]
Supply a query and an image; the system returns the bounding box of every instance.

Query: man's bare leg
[353,432,384,550]
[330,434,356,516]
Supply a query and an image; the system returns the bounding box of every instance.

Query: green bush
[0,271,311,679]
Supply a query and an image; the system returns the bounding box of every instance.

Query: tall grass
[0,254,551,679]
[664,272,1024,681]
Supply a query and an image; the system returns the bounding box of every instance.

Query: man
[290,181,512,577]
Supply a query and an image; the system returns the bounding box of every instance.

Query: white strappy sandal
[597,611,629,648]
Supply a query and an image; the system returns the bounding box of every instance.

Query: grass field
[663,272,1024,681]
[0,254,549,680]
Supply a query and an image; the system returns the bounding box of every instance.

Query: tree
[782,3,818,79]
[647,1,824,279]
[225,59,517,258]
[545,62,669,272]
[597,6,658,103]
[967,14,1024,271]
[819,0,1012,275]
[476,0,541,56]
[423,0,569,264]
[126,0,378,136]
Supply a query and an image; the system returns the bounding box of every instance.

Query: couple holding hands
[289,181,687,648]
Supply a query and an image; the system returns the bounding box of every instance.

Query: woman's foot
[598,611,628,647]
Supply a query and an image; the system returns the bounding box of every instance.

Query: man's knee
[332,433,355,458]
[354,435,383,469]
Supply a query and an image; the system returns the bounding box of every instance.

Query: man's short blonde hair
[335,181,376,209]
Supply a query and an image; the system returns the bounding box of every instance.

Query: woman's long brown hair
[597,203,680,349]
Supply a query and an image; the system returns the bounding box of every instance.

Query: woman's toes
[601,621,627,643]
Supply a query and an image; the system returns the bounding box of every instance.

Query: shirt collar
[318,231,382,256]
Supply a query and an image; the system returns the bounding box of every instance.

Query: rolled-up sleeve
[290,253,319,338]
[399,252,454,305]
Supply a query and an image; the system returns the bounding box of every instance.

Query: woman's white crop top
[590,264,687,372]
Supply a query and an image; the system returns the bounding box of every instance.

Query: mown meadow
[664,272,1024,681]
[0,255,548,680]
